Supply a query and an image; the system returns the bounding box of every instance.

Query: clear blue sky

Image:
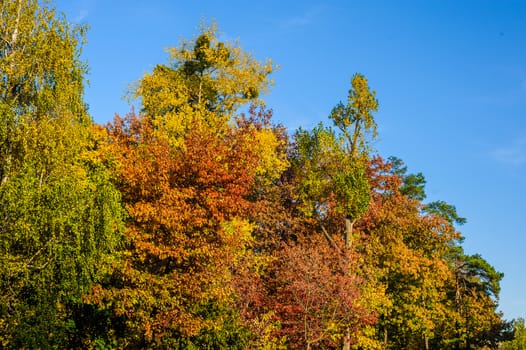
[55,0,526,321]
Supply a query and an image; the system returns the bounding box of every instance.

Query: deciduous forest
[0,1,523,349]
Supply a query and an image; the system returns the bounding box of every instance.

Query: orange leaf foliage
[87,110,264,345]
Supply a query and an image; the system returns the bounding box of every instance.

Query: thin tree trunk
[342,218,354,349]
[0,155,9,185]
[11,0,22,47]
[342,327,351,350]
[344,218,354,249]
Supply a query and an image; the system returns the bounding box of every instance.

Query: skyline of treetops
[0,1,522,349]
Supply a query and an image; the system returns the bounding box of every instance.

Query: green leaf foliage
[293,123,371,230]
[0,1,124,347]
[502,318,526,350]
[426,200,467,226]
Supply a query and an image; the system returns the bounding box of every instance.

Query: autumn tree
[0,1,123,348]
[356,157,459,349]
[330,73,379,159]
[87,25,287,348]
[287,74,380,350]
[270,235,374,350]
[292,73,377,252]
[356,156,510,350]
[134,22,275,147]
[234,165,377,349]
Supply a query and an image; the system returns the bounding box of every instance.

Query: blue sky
[55,0,526,320]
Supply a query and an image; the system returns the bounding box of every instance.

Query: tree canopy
[0,1,123,348]
[0,2,514,349]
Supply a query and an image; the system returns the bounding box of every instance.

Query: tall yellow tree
[134,23,275,147]
[88,25,287,348]
[0,1,123,347]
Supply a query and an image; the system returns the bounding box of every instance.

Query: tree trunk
[344,218,354,249]
[6,0,23,52]
[342,218,354,349]
[342,326,351,350]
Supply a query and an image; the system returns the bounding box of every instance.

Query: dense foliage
[0,1,517,349]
